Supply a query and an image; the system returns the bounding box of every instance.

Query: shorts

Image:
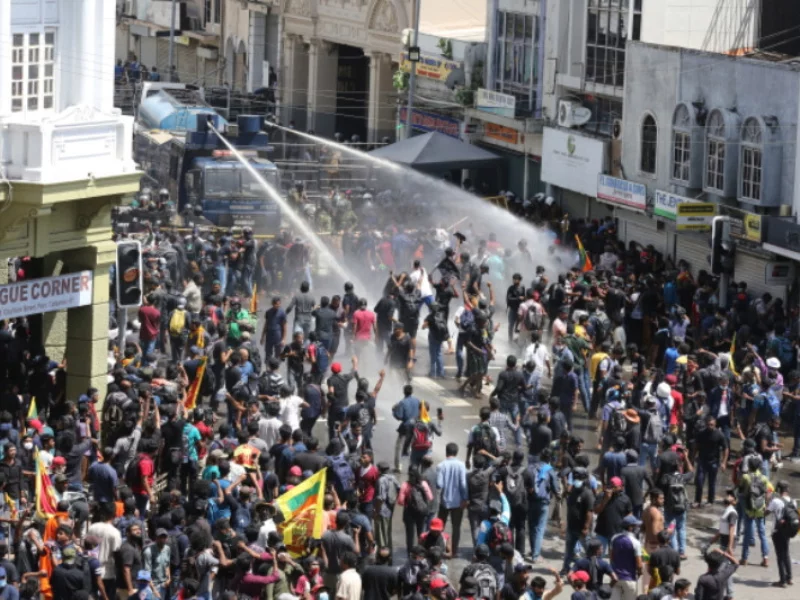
[404,318,420,338]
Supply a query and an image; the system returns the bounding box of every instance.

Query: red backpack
[412,421,432,451]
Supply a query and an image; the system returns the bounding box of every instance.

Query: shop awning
[369,132,502,171]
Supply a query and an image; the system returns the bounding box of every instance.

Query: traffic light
[710,218,735,276]
[116,240,143,307]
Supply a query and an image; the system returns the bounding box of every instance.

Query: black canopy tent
[368,131,502,172]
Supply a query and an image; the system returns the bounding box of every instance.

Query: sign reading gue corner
[0,271,94,320]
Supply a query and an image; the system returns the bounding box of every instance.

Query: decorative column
[367,52,394,143]
[306,38,320,131]
[307,39,338,137]
[64,240,117,405]
[248,11,267,91]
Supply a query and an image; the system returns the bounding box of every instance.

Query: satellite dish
[572,106,592,127]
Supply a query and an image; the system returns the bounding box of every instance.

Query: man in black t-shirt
[593,477,633,552]
[385,325,413,383]
[694,416,729,507]
[563,468,595,574]
[649,529,681,586]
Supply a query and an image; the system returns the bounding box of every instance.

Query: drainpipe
[535,0,547,117]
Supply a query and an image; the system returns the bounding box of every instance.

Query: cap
[514,563,533,573]
[767,357,781,369]
[137,570,152,582]
[664,374,678,385]
[156,528,169,538]
[52,456,66,466]
[623,515,642,527]
[570,571,590,583]
[330,362,342,374]
[610,476,623,488]
[656,382,671,399]
[61,546,77,563]
[288,466,302,477]
[429,518,444,532]
[430,577,449,590]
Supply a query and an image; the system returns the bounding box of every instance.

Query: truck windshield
[204,165,278,199]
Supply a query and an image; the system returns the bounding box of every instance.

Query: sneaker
[761,558,769,568]
[739,559,748,566]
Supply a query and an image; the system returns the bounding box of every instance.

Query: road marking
[318,418,386,423]
[461,415,480,420]
[443,398,472,407]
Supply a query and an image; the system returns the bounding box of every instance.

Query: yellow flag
[420,401,430,423]
[27,397,37,421]
[274,469,327,557]
[730,333,739,377]
[250,283,258,314]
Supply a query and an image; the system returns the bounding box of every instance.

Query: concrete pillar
[0,0,11,119]
[307,39,338,138]
[281,34,307,128]
[41,253,68,363]
[367,52,394,144]
[64,240,116,404]
[96,0,116,112]
[248,11,267,91]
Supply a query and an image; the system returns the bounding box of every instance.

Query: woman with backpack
[397,465,434,553]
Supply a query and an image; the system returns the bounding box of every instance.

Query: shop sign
[765,262,796,286]
[484,122,520,145]
[676,202,716,231]
[764,217,800,253]
[400,52,461,82]
[541,127,607,198]
[0,271,94,320]
[597,175,646,211]
[654,190,700,220]
[398,107,461,138]
[742,213,763,242]
[476,88,516,119]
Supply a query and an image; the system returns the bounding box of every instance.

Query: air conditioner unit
[558,100,575,128]
[187,17,202,31]
[611,119,623,177]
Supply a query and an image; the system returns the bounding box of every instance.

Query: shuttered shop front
[620,212,670,258]
[735,251,786,301]
[674,232,709,276]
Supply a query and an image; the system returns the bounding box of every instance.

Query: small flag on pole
[35,451,58,520]
[184,356,207,410]
[419,401,430,423]
[730,334,739,377]
[27,397,37,421]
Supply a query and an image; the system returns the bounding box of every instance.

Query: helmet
[242,226,253,236]
[158,188,169,197]
[141,186,152,196]
[656,382,671,399]
[334,132,343,142]
[350,134,360,143]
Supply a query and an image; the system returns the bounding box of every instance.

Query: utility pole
[168,0,177,82]
[405,0,421,139]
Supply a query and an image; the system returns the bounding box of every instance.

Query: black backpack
[472,423,499,457]
[779,498,800,538]
[504,466,526,509]
[607,409,627,437]
[664,473,688,515]
[181,551,200,582]
[124,455,144,488]
[408,482,430,515]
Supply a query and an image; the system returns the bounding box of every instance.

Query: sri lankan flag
[575,235,593,273]
[184,356,208,411]
[250,283,258,314]
[275,469,327,557]
[35,451,58,520]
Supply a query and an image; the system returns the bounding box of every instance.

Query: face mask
[0,579,6,589]
[573,480,584,489]
[310,566,320,575]
[23,442,33,451]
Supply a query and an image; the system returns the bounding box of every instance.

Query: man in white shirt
[279,385,308,433]
[336,551,362,600]
[408,260,435,307]
[767,480,796,587]
[523,331,552,383]
[87,503,122,587]
[258,402,283,449]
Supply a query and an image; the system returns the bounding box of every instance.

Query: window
[740,117,763,202]
[671,104,692,183]
[10,31,55,113]
[585,0,640,87]
[493,11,538,116]
[640,114,657,174]
[705,110,726,192]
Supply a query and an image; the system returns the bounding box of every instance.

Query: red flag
[184,357,207,411]
[35,451,58,520]
[250,283,258,314]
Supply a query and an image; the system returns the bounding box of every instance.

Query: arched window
[640,114,657,174]
[740,117,763,202]
[705,110,726,192]
[671,104,692,183]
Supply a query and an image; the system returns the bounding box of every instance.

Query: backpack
[643,410,663,445]
[505,466,526,509]
[180,551,200,582]
[459,308,475,330]
[73,554,92,591]
[471,423,499,458]
[380,474,399,507]
[314,341,330,374]
[124,455,144,488]
[411,421,432,451]
[607,409,627,438]
[328,454,355,496]
[392,401,405,422]
[206,497,222,526]
[533,463,553,501]
[779,498,800,538]
[470,563,498,600]
[408,482,430,514]
[169,309,186,336]
[487,519,512,551]
[745,473,767,513]
[524,304,544,331]
[590,315,608,344]
[664,473,688,515]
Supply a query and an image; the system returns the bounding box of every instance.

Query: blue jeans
[666,511,687,555]
[528,500,550,560]
[142,338,157,356]
[639,442,658,470]
[214,264,227,294]
[694,460,719,505]
[742,515,769,561]
[577,367,591,413]
[428,337,444,378]
[562,529,583,572]
[501,403,523,446]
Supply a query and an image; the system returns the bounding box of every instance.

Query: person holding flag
[575,234,593,273]
[408,400,443,468]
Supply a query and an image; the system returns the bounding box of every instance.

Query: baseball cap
[288,466,303,477]
[623,515,642,527]
[570,570,590,583]
[609,476,623,488]
[331,362,342,374]
[61,547,77,564]
[156,528,169,538]
[430,577,449,590]
[429,518,444,532]
[767,357,781,369]
[137,570,152,582]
